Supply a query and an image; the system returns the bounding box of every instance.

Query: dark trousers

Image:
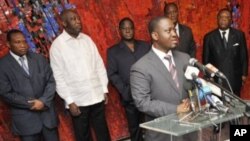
[71,101,111,141]
[124,103,142,141]
[20,126,58,141]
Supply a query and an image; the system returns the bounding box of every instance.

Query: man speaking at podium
[130,16,197,141]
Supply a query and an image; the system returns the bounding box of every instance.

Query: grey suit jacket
[130,49,196,141]
[0,52,58,135]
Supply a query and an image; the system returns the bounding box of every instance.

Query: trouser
[71,101,111,141]
[20,126,58,141]
[124,103,143,141]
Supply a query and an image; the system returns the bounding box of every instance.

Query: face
[164,5,179,25]
[217,10,232,30]
[152,18,179,51]
[120,20,134,41]
[63,11,82,37]
[8,33,29,56]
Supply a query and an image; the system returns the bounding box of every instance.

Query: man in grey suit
[130,17,197,141]
[0,29,58,141]
[164,2,196,57]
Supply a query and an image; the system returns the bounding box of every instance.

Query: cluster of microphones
[184,58,235,114]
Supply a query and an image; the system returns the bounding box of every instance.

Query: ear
[62,21,67,28]
[151,32,158,41]
[6,42,11,49]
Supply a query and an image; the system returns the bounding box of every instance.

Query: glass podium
[140,100,247,140]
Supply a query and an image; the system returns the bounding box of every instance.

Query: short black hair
[119,17,134,29]
[217,8,232,18]
[6,29,23,42]
[148,16,167,34]
[164,2,178,15]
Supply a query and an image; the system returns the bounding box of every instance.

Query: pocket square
[233,43,239,46]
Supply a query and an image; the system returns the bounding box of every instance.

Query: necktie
[164,55,179,88]
[19,57,29,75]
[222,31,227,48]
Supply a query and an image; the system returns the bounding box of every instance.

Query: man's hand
[104,93,108,104]
[177,99,190,114]
[69,103,81,116]
[28,99,45,110]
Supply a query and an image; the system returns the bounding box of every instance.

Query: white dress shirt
[10,51,29,70]
[50,30,108,108]
[219,28,229,42]
[175,23,180,37]
[152,46,175,71]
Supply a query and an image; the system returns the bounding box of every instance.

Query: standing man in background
[50,9,110,141]
[107,17,150,141]
[203,8,248,96]
[130,16,196,141]
[0,29,58,141]
[164,2,196,57]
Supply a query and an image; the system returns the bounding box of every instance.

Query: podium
[140,100,248,141]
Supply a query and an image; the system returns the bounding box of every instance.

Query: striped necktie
[19,57,29,75]
[164,55,179,88]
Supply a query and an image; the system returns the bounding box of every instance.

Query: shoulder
[180,24,192,31]
[28,52,47,62]
[136,40,150,45]
[136,40,151,48]
[131,51,151,69]
[108,42,121,52]
[80,33,93,40]
[230,28,245,36]
[204,29,218,38]
[0,54,9,66]
[173,50,190,60]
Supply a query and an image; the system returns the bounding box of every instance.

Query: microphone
[184,66,200,80]
[199,86,228,113]
[205,64,226,79]
[207,94,229,113]
[189,58,215,78]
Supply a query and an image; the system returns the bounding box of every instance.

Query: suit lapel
[172,51,183,95]
[6,53,30,78]
[215,30,226,50]
[147,50,180,94]
[228,28,236,49]
[26,53,35,77]
[178,24,184,38]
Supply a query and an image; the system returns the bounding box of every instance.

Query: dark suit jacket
[175,24,196,57]
[107,40,150,104]
[130,50,196,141]
[203,28,248,93]
[0,52,58,136]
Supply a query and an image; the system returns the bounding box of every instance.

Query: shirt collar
[61,30,84,41]
[9,51,27,61]
[175,23,180,36]
[152,46,174,61]
[219,28,229,35]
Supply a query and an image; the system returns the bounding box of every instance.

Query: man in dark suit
[130,16,197,141]
[107,17,150,141]
[0,29,58,141]
[203,8,248,96]
[164,2,196,57]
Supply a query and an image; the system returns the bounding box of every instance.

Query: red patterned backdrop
[0,0,250,141]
